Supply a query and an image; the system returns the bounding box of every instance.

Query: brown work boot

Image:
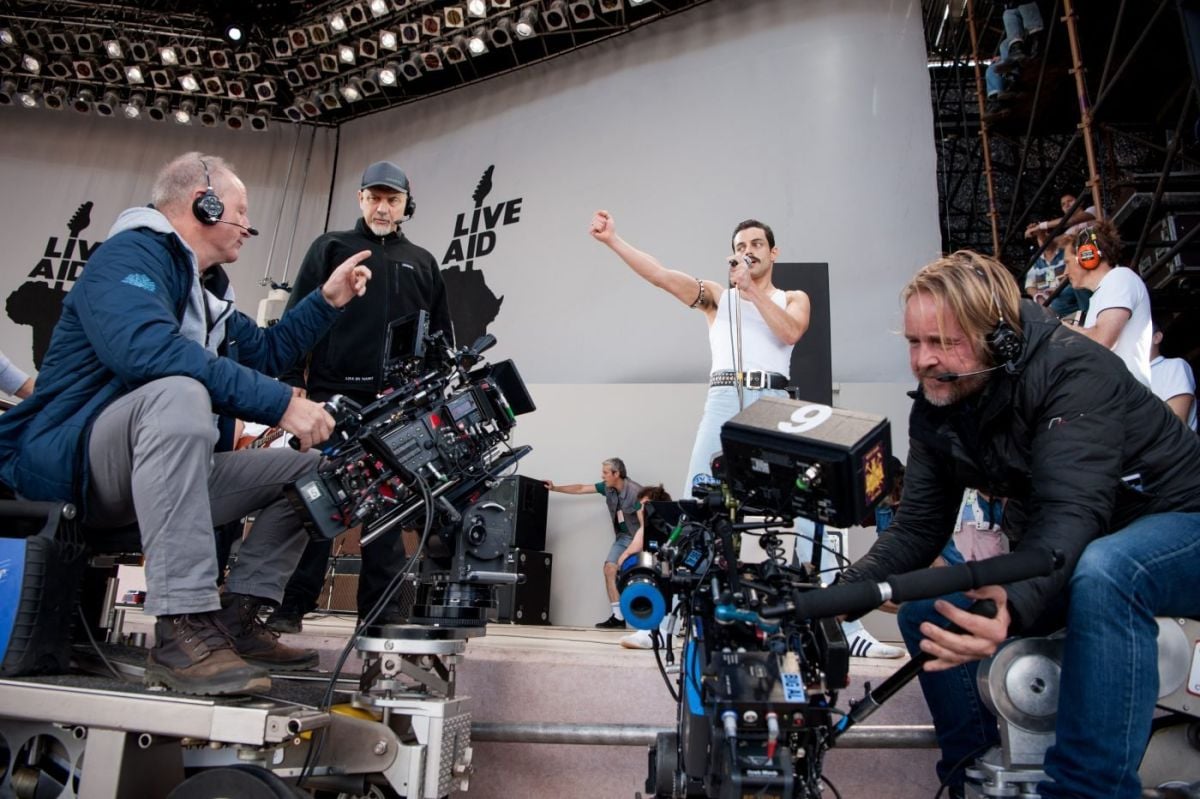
[216,593,319,671]
[146,613,271,696]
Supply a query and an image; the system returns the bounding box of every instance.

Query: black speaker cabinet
[477,475,547,551]
[492,549,551,625]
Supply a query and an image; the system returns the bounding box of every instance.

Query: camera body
[619,399,891,798]
[285,320,535,626]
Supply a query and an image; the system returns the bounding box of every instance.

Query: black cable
[651,629,679,703]
[75,605,126,682]
[933,741,994,799]
[820,774,844,799]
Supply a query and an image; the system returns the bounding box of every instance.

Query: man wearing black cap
[272,160,453,631]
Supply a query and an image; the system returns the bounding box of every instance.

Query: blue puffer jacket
[0,207,340,505]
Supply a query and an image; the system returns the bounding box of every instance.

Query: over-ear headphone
[193,159,224,225]
[403,189,416,221]
[1076,228,1103,270]
[974,266,1024,367]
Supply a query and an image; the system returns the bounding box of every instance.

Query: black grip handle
[886,548,1059,604]
[766,580,883,621]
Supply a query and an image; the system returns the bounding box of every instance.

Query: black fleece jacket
[842,301,1200,632]
[282,218,453,401]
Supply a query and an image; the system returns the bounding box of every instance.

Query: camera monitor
[381,310,429,375]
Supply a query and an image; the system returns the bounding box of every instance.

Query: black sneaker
[595,615,627,629]
[266,606,303,634]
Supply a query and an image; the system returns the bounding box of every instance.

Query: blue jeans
[683,385,788,497]
[898,512,1200,798]
[1003,4,1044,42]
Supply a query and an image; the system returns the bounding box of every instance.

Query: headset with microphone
[934,266,1024,383]
[193,159,259,236]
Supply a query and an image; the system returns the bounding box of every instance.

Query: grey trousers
[86,376,319,617]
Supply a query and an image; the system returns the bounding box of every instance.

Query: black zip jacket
[842,301,1200,632]
[281,218,453,401]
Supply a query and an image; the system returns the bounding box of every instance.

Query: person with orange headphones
[1063,219,1153,386]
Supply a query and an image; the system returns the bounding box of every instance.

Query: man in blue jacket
[0,152,372,696]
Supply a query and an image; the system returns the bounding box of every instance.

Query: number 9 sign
[776,404,833,435]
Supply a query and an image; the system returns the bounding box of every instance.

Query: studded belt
[709,370,788,390]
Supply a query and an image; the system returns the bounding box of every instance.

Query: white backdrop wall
[0,0,939,630]
[335,0,940,625]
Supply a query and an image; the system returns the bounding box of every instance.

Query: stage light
[73,59,97,80]
[283,67,303,86]
[467,0,488,17]
[420,49,443,71]
[445,6,466,28]
[17,85,42,109]
[399,56,422,80]
[513,8,537,37]
[391,0,411,8]
[99,62,123,82]
[75,33,97,53]
[225,23,245,43]
[160,45,179,66]
[202,75,224,95]
[359,37,379,59]
[0,51,15,71]
[318,88,341,109]
[492,0,512,7]
[210,48,232,69]
[225,105,246,130]
[444,39,467,64]
[400,23,421,44]
[226,79,246,99]
[490,19,513,47]
[300,93,322,117]
[421,15,441,37]
[570,0,595,23]
[308,23,330,45]
[147,96,170,121]
[48,31,70,53]
[288,28,309,51]
[467,31,487,56]
[346,3,368,27]
[369,0,390,18]
[125,64,145,84]
[96,91,120,116]
[248,109,269,131]
[24,28,46,50]
[21,52,42,74]
[182,46,202,66]
[72,88,94,114]
[339,80,363,102]
[0,28,14,47]
[329,13,347,33]
[544,2,569,30]
[272,36,292,57]
[283,104,305,122]
[103,38,123,59]
[199,102,220,127]
[173,99,195,124]
[47,59,72,79]
[43,86,67,110]
[629,0,650,4]
[379,30,399,50]
[375,63,399,87]
[359,73,381,95]
[338,44,356,65]
[0,79,16,104]
[300,61,321,81]
[598,0,623,11]
[253,78,276,100]
[178,73,200,92]
[128,41,150,62]
[123,92,146,119]
[319,53,340,73]
[235,52,260,71]
[149,68,172,89]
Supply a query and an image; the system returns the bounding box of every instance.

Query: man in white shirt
[1150,320,1197,431]
[1064,220,1152,386]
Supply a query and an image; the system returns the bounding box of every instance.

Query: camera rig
[618,398,1059,798]
[284,313,536,628]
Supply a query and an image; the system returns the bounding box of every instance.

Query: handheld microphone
[727,255,752,288]
[935,364,1005,383]
[216,219,259,236]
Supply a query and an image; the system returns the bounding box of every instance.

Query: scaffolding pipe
[1130,93,1194,270]
[966,0,1002,254]
[469,722,938,749]
[1062,0,1105,219]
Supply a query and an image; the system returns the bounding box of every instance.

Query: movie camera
[284,312,536,627]
[618,398,1060,798]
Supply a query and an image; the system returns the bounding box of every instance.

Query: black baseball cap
[361,160,409,192]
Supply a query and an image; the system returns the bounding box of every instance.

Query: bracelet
[689,278,706,309]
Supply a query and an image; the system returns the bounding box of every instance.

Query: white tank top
[708,288,793,375]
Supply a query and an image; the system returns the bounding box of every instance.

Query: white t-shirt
[1150,355,1198,431]
[1083,266,1152,387]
